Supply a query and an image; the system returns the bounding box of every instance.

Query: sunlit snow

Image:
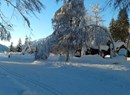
[0,53,130,95]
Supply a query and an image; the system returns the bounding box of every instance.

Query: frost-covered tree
[0,27,11,41]
[107,0,130,11]
[85,13,94,25]
[52,0,86,61]
[34,35,57,60]
[35,0,116,60]
[84,25,111,47]
[90,3,104,26]
[52,0,115,59]
[22,36,32,54]
[0,0,43,41]
[35,40,49,60]
[84,25,116,57]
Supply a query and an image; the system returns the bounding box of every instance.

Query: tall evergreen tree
[109,8,129,42]
[116,8,129,42]
[9,42,14,52]
[109,18,119,41]
[16,38,22,52]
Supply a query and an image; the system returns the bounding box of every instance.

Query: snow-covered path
[0,53,130,95]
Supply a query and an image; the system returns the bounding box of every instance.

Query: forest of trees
[0,0,130,60]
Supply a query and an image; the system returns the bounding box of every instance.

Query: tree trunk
[65,50,69,62]
[107,30,116,58]
[126,34,130,57]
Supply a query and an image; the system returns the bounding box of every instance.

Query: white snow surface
[0,53,130,95]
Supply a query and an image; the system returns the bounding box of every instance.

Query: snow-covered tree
[35,0,116,60]
[90,3,104,26]
[85,13,94,25]
[0,27,11,41]
[0,0,43,28]
[52,0,86,61]
[52,0,113,57]
[34,34,57,60]
[107,0,130,11]
[0,0,43,41]
[22,36,32,54]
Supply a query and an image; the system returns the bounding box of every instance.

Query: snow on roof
[114,41,126,49]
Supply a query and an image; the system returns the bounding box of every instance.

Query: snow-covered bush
[33,34,57,60]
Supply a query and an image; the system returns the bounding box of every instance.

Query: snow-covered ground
[0,53,130,95]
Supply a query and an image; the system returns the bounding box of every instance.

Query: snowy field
[0,53,130,95]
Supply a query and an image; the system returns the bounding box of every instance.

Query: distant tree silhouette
[9,42,15,52]
[16,38,22,52]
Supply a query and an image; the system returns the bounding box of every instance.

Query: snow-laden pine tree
[52,0,87,61]
[22,36,32,54]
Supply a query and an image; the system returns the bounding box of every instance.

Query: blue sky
[0,0,119,46]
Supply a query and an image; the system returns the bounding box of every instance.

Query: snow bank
[47,54,127,65]
[47,54,66,62]
[46,54,129,71]
[69,55,126,64]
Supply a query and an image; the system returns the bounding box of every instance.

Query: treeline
[9,39,22,52]
[109,8,129,42]
[8,37,35,54]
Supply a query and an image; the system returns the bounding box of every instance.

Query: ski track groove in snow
[0,64,65,95]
